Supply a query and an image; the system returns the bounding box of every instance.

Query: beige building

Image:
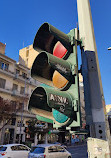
[0,43,40,144]
[106,105,111,113]
[0,43,55,145]
[19,44,39,69]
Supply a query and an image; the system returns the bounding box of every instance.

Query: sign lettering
[56,64,68,73]
[49,94,69,105]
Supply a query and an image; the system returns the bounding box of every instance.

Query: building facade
[0,43,42,144]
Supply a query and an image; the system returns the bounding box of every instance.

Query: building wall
[0,42,6,54]
[19,45,39,69]
[0,44,39,144]
[106,105,111,113]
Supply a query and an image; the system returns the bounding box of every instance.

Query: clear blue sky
[0,0,111,105]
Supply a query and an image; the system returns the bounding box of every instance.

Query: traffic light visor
[33,23,72,57]
[31,51,74,88]
[28,87,53,120]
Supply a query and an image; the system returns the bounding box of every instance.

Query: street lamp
[107,47,111,50]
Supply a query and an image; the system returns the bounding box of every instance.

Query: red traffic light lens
[53,41,67,58]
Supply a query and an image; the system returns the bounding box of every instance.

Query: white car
[28,144,71,158]
[0,144,30,158]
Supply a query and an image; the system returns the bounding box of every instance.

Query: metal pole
[77,0,111,156]
[18,79,26,144]
[77,0,110,140]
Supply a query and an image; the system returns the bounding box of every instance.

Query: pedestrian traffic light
[28,23,81,130]
[24,127,29,133]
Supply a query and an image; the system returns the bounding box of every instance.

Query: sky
[0,0,111,105]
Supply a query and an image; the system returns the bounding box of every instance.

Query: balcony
[0,87,12,95]
[0,68,14,78]
[12,90,29,99]
[13,74,27,83]
[0,87,29,99]
[13,74,39,86]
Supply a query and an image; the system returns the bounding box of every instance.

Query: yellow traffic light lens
[52,70,68,89]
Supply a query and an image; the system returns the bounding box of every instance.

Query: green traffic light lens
[52,109,68,123]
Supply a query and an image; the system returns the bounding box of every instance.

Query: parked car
[53,142,67,148]
[0,144,30,158]
[28,144,71,158]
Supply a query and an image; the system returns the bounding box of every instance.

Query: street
[67,144,87,158]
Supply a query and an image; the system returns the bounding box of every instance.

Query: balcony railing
[13,73,39,86]
[0,68,14,78]
[12,90,29,98]
[0,87,29,98]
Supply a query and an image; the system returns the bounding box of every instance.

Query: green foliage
[25,119,41,137]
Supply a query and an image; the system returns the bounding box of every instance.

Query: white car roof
[0,144,28,147]
[32,144,60,148]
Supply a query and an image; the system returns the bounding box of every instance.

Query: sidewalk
[67,142,87,148]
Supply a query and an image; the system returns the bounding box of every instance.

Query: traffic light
[24,127,29,133]
[28,23,81,130]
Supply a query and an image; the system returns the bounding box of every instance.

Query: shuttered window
[0,78,6,88]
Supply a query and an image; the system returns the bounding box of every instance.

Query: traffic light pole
[77,0,111,156]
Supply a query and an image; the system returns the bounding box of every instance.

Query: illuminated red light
[53,41,67,58]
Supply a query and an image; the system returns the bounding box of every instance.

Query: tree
[0,96,21,130]
[25,119,39,137]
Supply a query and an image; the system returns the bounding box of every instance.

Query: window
[0,78,6,88]
[26,49,29,57]
[16,69,20,75]
[22,72,27,79]
[31,147,45,153]
[56,146,64,152]
[0,146,7,151]
[4,63,9,71]
[48,146,57,153]
[20,87,25,94]
[12,84,18,91]
[0,61,9,71]
[17,120,22,127]
[11,145,19,151]
[11,145,28,151]
[11,118,16,125]
[17,103,23,111]
[11,101,16,111]
[18,145,29,151]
